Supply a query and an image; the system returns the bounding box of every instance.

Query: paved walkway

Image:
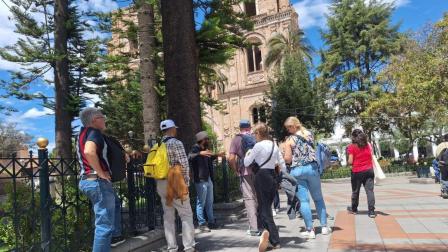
[188,176,447,252]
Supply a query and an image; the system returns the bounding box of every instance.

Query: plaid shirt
[162,136,190,185]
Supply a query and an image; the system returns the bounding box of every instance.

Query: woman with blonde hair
[244,123,285,251]
[283,117,331,239]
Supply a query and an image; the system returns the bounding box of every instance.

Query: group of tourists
[76,107,381,252]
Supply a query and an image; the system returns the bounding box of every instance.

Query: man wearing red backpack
[228,119,261,236]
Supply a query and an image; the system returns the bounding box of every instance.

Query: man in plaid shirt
[156,119,196,252]
[163,134,190,185]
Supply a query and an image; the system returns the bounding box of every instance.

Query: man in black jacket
[189,131,224,232]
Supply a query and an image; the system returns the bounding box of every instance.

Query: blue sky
[0,0,447,151]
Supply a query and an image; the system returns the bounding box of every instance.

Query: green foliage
[94,1,252,142]
[0,179,92,251]
[196,0,254,109]
[0,182,40,250]
[365,15,448,151]
[318,0,403,134]
[267,54,334,139]
[100,76,145,148]
[0,1,102,120]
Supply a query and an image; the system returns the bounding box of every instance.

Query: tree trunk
[161,0,201,152]
[137,1,159,144]
[54,0,72,158]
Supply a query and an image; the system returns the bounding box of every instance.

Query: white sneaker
[300,230,316,239]
[321,226,332,235]
[272,209,277,216]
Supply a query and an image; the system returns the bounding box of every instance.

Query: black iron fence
[0,148,241,251]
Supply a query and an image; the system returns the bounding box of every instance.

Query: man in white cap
[189,131,224,232]
[157,119,196,252]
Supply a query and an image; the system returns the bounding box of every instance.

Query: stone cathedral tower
[205,0,299,150]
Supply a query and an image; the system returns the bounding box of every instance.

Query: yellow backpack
[144,140,170,179]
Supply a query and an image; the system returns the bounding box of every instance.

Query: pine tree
[0,0,107,157]
[136,0,159,143]
[318,0,403,135]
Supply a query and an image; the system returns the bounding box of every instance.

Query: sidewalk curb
[322,171,415,183]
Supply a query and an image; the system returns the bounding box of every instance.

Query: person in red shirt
[346,129,376,218]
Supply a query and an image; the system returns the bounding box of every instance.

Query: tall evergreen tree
[268,54,334,139]
[136,0,159,143]
[0,0,104,157]
[53,0,71,158]
[161,0,201,151]
[318,0,402,135]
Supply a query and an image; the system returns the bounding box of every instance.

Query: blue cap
[239,119,251,129]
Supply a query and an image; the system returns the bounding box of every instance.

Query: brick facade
[205,0,299,151]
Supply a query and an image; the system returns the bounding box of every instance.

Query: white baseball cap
[160,119,178,131]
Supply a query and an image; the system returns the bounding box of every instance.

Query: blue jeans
[79,179,121,252]
[290,162,327,231]
[195,177,215,225]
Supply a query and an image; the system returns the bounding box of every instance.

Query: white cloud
[293,0,331,29]
[293,0,411,29]
[374,0,411,8]
[77,0,119,13]
[0,0,118,72]
[21,107,54,119]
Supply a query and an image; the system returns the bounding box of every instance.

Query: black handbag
[251,141,275,174]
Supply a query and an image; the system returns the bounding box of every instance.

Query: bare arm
[228,153,238,173]
[84,141,111,181]
[277,148,288,173]
[283,138,294,164]
[347,154,354,165]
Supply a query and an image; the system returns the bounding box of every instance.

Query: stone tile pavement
[156,176,448,251]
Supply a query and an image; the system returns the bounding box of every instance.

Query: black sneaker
[111,236,125,247]
[368,211,377,218]
[347,206,358,215]
[199,225,211,232]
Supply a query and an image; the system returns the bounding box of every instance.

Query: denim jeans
[195,177,215,225]
[79,179,121,252]
[290,162,328,231]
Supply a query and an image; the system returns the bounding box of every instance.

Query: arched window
[244,1,256,17]
[246,45,262,73]
[252,106,267,124]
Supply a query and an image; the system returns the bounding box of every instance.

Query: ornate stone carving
[247,72,265,85]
